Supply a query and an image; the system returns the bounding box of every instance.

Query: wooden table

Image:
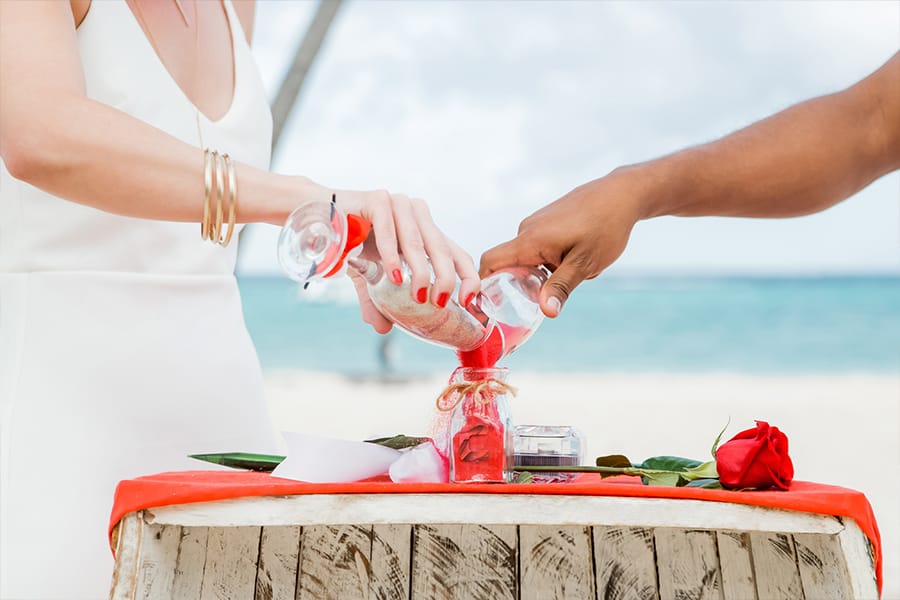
[109,492,878,599]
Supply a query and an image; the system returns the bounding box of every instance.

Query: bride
[0,1,478,597]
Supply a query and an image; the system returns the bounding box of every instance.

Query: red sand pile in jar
[449,326,516,483]
[450,389,506,482]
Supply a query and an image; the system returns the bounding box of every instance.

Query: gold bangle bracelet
[212,151,225,244]
[201,149,213,241]
[221,153,237,247]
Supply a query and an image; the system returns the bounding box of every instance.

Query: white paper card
[272,431,402,483]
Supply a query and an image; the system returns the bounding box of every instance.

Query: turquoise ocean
[238,275,900,377]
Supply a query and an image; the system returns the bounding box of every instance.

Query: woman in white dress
[0,1,478,597]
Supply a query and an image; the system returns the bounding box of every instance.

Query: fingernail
[436,292,449,308]
[416,287,428,304]
[391,269,403,284]
[547,296,562,316]
[464,293,475,307]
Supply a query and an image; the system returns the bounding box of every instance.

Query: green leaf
[681,460,719,481]
[364,434,432,450]
[595,454,633,469]
[686,478,723,489]
[710,417,732,458]
[636,456,703,472]
[514,471,535,484]
[188,453,284,472]
[641,471,683,487]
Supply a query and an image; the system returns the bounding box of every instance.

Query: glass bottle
[447,367,513,483]
[277,201,548,357]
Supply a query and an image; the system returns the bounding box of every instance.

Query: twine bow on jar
[436,378,518,412]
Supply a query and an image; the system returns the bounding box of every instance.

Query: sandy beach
[264,369,900,599]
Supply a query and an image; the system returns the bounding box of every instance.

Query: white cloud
[239,0,900,275]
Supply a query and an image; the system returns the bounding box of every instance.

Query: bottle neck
[347,256,384,284]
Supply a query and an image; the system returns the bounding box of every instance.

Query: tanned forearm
[634,52,900,221]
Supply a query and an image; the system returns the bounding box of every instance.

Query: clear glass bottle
[447,367,513,483]
[277,201,548,357]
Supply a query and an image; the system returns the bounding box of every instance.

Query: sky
[237,0,900,276]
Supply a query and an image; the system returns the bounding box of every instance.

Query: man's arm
[480,52,900,317]
[643,51,900,220]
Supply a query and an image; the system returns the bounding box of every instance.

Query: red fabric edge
[108,471,882,594]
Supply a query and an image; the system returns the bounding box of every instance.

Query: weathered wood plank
[519,525,594,600]
[594,526,659,600]
[172,526,208,600]
[794,532,853,600]
[145,495,843,534]
[109,513,142,600]
[199,526,262,600]
[716,531,758,600]
[749,532,805,600]
[255,526,301,600]
[655,528,723,600]
[838,519,879,599]
[369,524,411,600]
[136,522,181,599]
[297,525,372,600]
[411,524,517,600]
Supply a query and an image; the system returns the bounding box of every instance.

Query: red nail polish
[391,269,403,284]
[464,293,475,307]
[416,287,428,303]
[436,292,449,308]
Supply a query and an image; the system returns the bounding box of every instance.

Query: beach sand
[264,370,899,599]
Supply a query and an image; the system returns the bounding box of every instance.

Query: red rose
[715,421,794,490]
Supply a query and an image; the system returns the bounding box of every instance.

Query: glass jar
[446,367,513,483]
[277,201,548,357]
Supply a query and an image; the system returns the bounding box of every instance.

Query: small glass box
[512,425,582,467]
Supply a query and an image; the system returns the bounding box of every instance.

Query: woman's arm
[0,0,479,313]
[0,0,305,226]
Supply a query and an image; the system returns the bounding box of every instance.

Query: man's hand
[480,168,647,317]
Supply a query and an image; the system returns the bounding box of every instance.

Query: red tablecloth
[110,471,882,594]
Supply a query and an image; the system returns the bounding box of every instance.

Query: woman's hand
[336,189,480,333]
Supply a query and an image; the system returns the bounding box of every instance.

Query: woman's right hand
[334,189,480,334]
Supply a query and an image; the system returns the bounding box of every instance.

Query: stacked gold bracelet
[201,148,237,246]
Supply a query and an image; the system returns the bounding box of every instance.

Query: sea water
[238,274,900,376]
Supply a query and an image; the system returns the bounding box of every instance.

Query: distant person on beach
[0,1,476,597]
[378,331,398,376]
[480,52,900,318]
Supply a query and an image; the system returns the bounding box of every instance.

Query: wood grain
[297,525,372,600]
[109,512,141,600]
[369,524,411,600]
[411,523,517,600]
[794,532,853,600]
[172,526,208,599]
[109,497,877,600]
[716,531,758,600]
[519,525,594,600]
[136,522,180,599]
[594,526,659,600]
[749,532,805,600]
[655,528,723,600]
[255,526,301,600]
[199,526,261,600]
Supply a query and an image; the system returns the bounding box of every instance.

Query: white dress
[0,2,278,597]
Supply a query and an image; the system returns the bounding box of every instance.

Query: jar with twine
[438,367,515,483]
